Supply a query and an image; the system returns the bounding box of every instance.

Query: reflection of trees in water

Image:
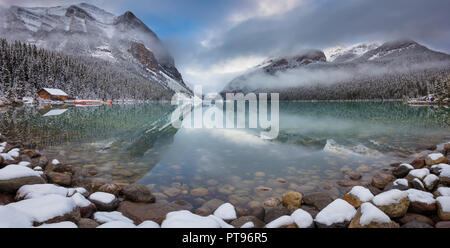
[279,102,450,128]
[0,104,177,150]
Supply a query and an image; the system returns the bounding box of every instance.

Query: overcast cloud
[1,0,449,92]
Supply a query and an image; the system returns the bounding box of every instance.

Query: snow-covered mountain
[222,40,450,100]
[324,42,380,62]
[0,3,192,95]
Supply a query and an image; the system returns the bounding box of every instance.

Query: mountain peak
[65,5,94,20]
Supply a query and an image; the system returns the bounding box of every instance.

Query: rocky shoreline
[0,132,450,228]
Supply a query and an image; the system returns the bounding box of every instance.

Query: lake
[1,102,449,209]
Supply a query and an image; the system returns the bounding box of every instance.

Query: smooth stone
[399,213,435,226]
[0,193,14,205]
[302,192,333,211]
[435,221,450,228]
[282,191,303,208]
[46,172,71,186]
[371,172,395,190]
[410,158,425,169]
[122,184,155,203]
[194,199,225,216]
[401,221,433,228]
[190,187,209,197]
[263,197,281,207]
[0,176,45,193]
[98,184,124,196]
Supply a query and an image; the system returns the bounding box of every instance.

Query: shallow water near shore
[1,102,450,209]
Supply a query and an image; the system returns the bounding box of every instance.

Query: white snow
[437,187,450,196]
[43,88,68,96]
[428,153,444,161]
[314,199,356,226]
[441,168,450,177]
[406,189,436,204]
[400,163,414,170]
[138,221,160,228]
[97,221,136,228]
[437,196,450,212]
[37,221,77,228]
[89,192,116,204]
[213,203,237,221]
[393,178,409,187]
[71,193,91,207]
[0,206,33,228]
[372,189,408,206]
[348,186,374,202]
[408,168,430,179]
[7,148,20,158]
[7,194,76,223]
[358,202,391,226]
[18,161,31,167]
[0,164,42,180]
[266,215,294,228]
[17,184,86,200]
[291,209,313,228]
[423,174,439,188]
[161,210,226,228]
[93,211,133,224]
[208,215,234,228]
[51,159,60,165]
[34,166,42,171]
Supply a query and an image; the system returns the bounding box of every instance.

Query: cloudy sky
[1,0,449,92]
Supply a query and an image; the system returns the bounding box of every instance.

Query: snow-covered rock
[89,192,118,211]
[423,174,439,191]
[437,196,450,220]
[6,194,78,223]
[431,163,450,175]
[37,221,77,228]
[372,189,409,218]
[406,168,430,181]
[213,203,237,221]
[240,222,254,228]
[0,165,45,192]
[406,189,436,213]
[94,211,134,224]
[291,209,313,228]
[314,199,356,228]
[343,186,374,208]
[425,153,447,165]
[349,202,398,228]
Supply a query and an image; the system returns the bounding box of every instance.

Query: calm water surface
[1,102,449,208]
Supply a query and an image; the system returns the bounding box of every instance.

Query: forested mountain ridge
[0,3,192,96]
[222,40,450,101]
[0,39,174,100]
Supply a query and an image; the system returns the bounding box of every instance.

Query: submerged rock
[122,184,155,203]
[282,191,303,208]
[303,192,333,211]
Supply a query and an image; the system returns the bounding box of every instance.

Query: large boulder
[314,199,356,228]
[406,189,436,213]
[77,218,99,228]
[349,202,399,228]
[122,184,155,203]
[0,165,45,193]
[117,201,191,224]
[372,189,409,218]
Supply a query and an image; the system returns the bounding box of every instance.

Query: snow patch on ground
[0,165,42,180]
[0,206,33,228]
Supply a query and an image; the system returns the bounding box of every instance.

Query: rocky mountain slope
[222,40,450,100]
[0,3,192,96]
